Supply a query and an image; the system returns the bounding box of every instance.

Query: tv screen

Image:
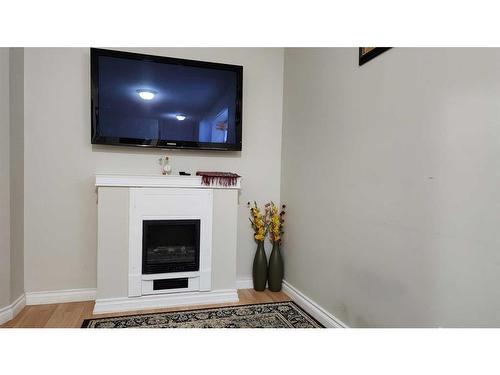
[91,48,243,151]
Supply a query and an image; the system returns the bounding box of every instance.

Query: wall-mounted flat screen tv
[91,48,243,151]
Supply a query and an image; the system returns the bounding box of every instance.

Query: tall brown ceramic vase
[252,241,267,291]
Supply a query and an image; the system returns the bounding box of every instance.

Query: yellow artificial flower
[268,201,285,244]
[249,201,269,243]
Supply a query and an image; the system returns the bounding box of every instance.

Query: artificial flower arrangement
[267,202,286,244]
[248,201,286,242]
[248,201,269,242]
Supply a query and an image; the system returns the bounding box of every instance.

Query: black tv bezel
[90,48,243,151]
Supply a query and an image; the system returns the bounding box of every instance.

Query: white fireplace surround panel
[94,175,240,314]
[128,188,213,297]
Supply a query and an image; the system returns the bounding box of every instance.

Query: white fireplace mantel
[95,174,241,189]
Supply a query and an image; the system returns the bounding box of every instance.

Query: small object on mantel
[179,171,191,176]
[196,171,241,187]
[159,155,172,175]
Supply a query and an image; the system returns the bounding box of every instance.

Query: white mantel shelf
[95,174,241,189]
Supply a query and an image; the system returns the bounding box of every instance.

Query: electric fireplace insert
[142,219,200,274]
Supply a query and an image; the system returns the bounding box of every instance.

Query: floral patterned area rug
[81,301,324,328]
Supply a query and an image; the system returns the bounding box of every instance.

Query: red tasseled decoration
[196,171,241,187]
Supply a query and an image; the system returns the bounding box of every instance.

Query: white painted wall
[9,48,24,302]
[23,48,284,292]
[281,48,500,327]
[0,48,11,308]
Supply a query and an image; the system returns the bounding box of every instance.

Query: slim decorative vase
[268,242,284,292]
[252,241,267,291]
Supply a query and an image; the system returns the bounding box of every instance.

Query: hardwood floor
[1,289,291,328]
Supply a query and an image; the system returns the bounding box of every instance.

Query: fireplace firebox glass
[142,219,200,274]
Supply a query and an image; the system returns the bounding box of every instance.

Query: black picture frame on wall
[359,47,391,66]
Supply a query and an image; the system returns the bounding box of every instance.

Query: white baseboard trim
[282,280,348,328]
[236,277,253,289]
[93,289,239,314]
[0,294,26,325]
[25,288,97,305]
